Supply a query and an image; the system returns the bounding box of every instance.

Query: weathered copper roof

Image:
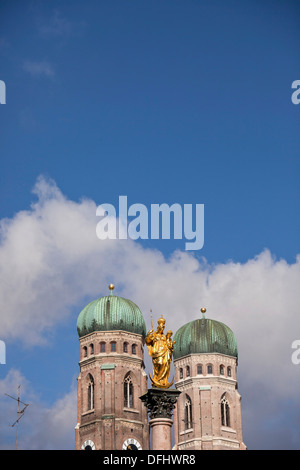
[77,294,146,338]
[173,317,238,359]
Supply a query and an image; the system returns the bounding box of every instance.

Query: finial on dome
[201,307,206,319]
[109,284,115,295]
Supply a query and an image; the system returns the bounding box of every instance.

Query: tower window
[186,366,190,377]
[90,344,94,355]
[83,346,87,357]
[184,395,193,430]
[132,344,136,355]
[227,367,232,377]
[111,342,116,352]
[124,373,134,408]
[179,368,183,379]
[220,365,224,375]
[221,395,230,427]
[123,342,128,353]
[87,374,95,411]
[100,342,106,353]
[197,364,202,375]
[207,364,213,374]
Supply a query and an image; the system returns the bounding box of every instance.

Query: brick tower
[75,285,149,450]
[173,308,246,450]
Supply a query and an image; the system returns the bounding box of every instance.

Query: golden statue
[145,314,175,388]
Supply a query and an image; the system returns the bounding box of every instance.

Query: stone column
[140,388,181,450]
[149,417,173,450]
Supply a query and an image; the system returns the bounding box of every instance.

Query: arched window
[220,365,224,375]
[207,364,213,374]
[132,344,136,355]
[111,341,116,352]
[100,342,106,353]
[221,395,230,427]
[186,365,190,377]
[83,346,87,358]
[227,366,232,377]
[197,364,203,375]
[90,343,94,355]
[179,368,183,379]
[123,342,128,353]
[87,374,95,410]
[124,373,134,408]
[184,395,193,430]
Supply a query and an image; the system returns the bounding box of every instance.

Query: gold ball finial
[109,284,114,291]
[201,307,206,313]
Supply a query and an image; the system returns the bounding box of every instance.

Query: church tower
[75,285,149,450]
[172,308,246,450]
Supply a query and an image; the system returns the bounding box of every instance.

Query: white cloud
[0,175,299,449]
[21,387,77,450]
[23,60,55,78]
[0,369,76,450]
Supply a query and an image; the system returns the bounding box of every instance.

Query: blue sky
[0,0,299,450]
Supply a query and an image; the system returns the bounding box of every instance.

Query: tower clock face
[122,438,142,450]
[81,439,95,450]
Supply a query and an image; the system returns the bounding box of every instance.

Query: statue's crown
[157,315,165,325]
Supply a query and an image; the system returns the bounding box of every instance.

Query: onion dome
[173,308,238,360]
[77,284,147,338]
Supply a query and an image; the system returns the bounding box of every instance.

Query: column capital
[140,387,181,420]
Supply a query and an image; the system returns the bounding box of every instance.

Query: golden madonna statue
[145,314,175,388]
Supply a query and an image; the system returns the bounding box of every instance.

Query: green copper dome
[173,315,238,360]
[77,287,147,338]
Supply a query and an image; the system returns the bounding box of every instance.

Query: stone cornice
[174,352,237,364]
[79,330,144,342]
[79,353,143,367]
